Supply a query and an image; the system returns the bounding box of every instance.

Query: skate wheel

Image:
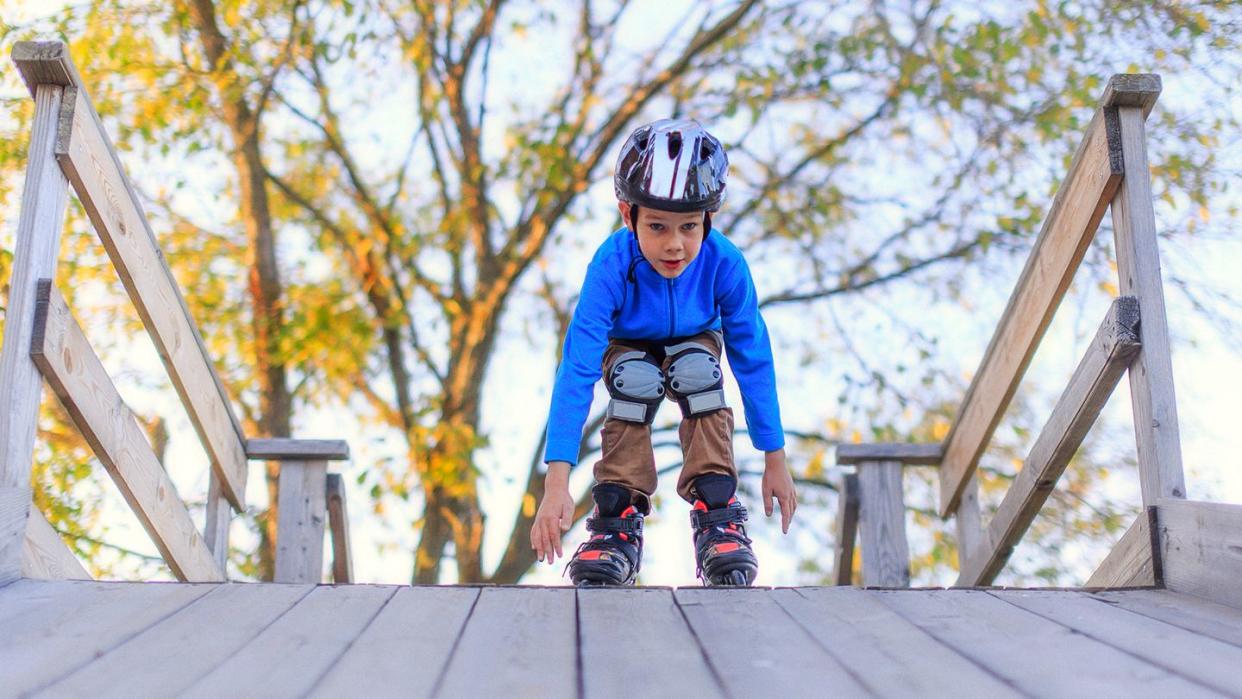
[728,570,748,586]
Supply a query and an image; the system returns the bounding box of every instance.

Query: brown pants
[593,330,736,512]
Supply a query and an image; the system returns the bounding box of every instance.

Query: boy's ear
[617,201,632,226]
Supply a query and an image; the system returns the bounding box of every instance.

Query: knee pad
[664,341,727,418]
[605,351,664,425]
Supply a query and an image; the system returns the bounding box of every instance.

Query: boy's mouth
[660,259,683,271]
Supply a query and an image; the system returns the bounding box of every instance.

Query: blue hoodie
[544,227,784,465]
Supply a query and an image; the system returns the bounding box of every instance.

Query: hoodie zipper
[666,277,677,337]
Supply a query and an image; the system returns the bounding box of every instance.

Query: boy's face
[620,202,707,279]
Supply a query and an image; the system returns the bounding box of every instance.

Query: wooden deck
[3,580,1241,698]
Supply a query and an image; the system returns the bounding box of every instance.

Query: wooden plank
[954,472,983,568]
[991,589,1242,696]
[183,584,397,698]
[12,41,87,97]
[675,588,870,696]
[858,461,910,587]
[939,103,1124,516]
[578,587,721,697]
[1158,498,1242,609]
[0,580,214,695]
[43,582,313,697]
[0,83,70,583]
[31,283,224,582]
[773,588,1021,697]
[247,438,350,461]
[275,460,328,584]
[832,473,859,585]
[1100,73,1162,118]
[325,473,353,584]
[53,84,248,508]
[877,589,1217,697]
[1086,506,1161,588]
[204,472,230,572]
[959,297,1141,585]
[835,442,943,465]
[22,506,90,580]
[310,586,477,698]
[1111,106,1185,506]
[1090,589,1242,649]
[437,587,576,697]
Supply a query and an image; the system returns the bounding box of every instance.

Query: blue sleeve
[718,256,785,452]
[543,253,622,466]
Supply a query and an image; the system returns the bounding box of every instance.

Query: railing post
[857,460,911,587]
[275,460,329,584]
[831,473,860,585]
[0,82,70,583]
[954,473,983,570]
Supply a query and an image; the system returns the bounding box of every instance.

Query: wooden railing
[831,74,1242,608]
[0,41,353,585]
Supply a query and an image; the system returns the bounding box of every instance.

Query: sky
[2,0,1240,587]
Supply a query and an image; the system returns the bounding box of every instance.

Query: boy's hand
[531,461,575,565]
[762,448,797,533]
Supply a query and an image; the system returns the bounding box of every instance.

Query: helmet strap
[704,212,712,235]
[629,204,641,232]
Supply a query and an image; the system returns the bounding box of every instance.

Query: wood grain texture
[1086,506,1161,588]
[832,473,860,585]
[436,587,577,697]
[43,582,312,697]
[878,589,1216,697]
[1158,498,1242,609]
[274,460,328,584]
[1111,106,1186,506]
[1091,589,1242,649]
[310,586,477,699]
[958,297,1141,585]
[31,283,223,582]
[203,473,230,573]
[579,588,722,698]
[676,588,870,696]
[11,41,87,96]
[0,84,69,580]
[858,461,910,587]
[183,584,397,698]
[54,85,248,508]
[22,506,90,580]
[1099,73,1162,117]
[247,438,350,461]
[325,473,353,584]
[992,589,1242,696]
[954,473,983,571]
[0,580,213,696]
[835,442,943,465]
[773,588,1021,698]
[939,103,1124,516]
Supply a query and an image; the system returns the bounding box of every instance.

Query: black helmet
[614,119,728,213]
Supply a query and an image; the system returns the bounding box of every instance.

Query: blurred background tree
[0,0,1237,583]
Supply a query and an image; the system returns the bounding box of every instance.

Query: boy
[530,118,796,586]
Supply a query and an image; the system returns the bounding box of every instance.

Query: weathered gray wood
[275,460,328,584]
[992,589,1242,695]
[44,582,313,697]
[1111,106,1186,506]
[1158,498,1242,609]
[954,473,984,570]
[1086,506,1161,588]
[325,473,353,584]
[12,41,88,97]
[31,283,223,582]
[835,442,943,465]
[0,580,214,696]
[939,102,1124,517]
[878,589,1217,697]
[53,83,248,508]
[1100,73,1162,117]
[959,297,1141,585]
[203,473,230,573]
[858,460,910,587]
[247,438,351,461]
[774,588,1020,697]
[437,587,577,697]
[832,473,860,585]
[1091,589,1242,649]
[579,588,722,698]
[183,584,396,698]
[0,83,70,584]
[310,586,477,699]
[675,588,870,696]
[22,507,90,580]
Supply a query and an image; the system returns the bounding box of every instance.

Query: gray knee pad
[664,341,727,418]
[605,351,665,424]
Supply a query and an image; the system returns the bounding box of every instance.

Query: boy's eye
[680,222,699,231]
[649,223,664,231]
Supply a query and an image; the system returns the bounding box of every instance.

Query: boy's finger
[781,496,793,533]
[763,484,774,517]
